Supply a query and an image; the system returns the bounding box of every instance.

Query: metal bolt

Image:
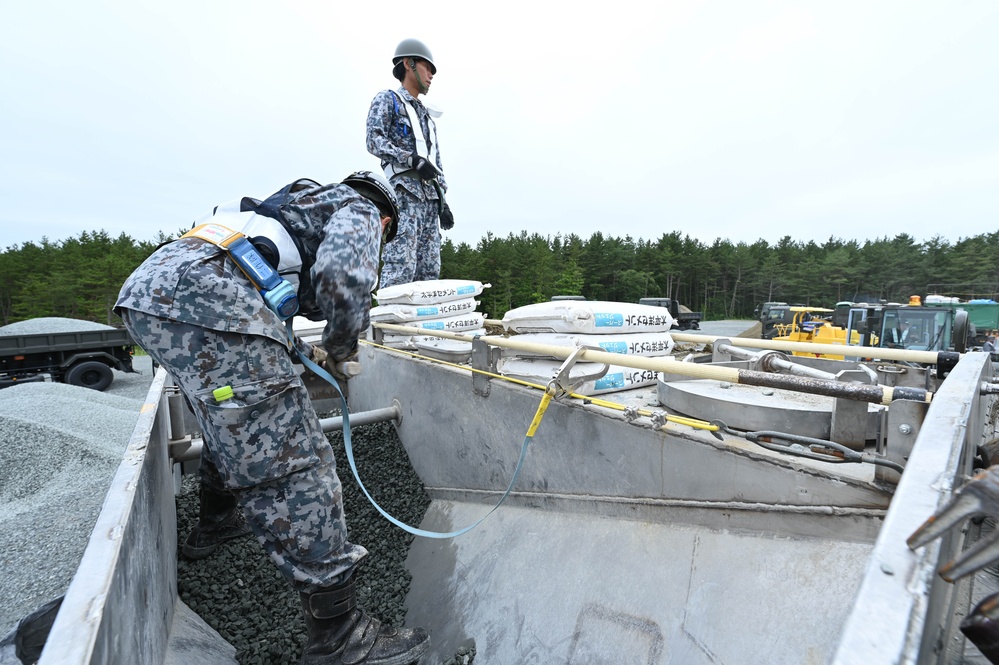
[880,562,894,575]
[898,424,912,435]
[762,389,775,396]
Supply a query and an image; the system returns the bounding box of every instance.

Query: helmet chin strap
[410,58,430,95]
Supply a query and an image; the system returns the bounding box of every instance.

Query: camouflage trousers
[120,309,367,591]
[379,185,441,288]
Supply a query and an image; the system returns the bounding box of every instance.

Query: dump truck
[0,324,137,390]
[638,297,702,330]
[754,301,788,322]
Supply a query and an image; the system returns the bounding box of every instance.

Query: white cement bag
[502,301,675,334]
[380,333,417,349]
[496,357,670,396]
[375,279,489,305]
[292,316,325,344]
[369,297,479,323]
[500,331,675,359]
[407,312,485,334]
[413,328,487,363]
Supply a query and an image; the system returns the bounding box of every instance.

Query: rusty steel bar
[737,369,931,405]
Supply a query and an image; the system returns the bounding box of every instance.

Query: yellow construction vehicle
[771,306,863,359]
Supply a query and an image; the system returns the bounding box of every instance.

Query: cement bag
[292,316,325,339]
[380,333,417,349]
[502,301,674,334]
[408,312,485,333]
[375,279,489,305]
[369,297,479,323]
[496,357,670,396]
[413,328,487,363]
[500,331,675,359]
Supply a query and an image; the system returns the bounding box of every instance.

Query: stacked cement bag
[371,279,490,362]
[499,300,676,395]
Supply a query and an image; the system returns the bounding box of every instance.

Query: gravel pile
[0,317,119,336]
[0,351,153,639]
[1,316,474,664]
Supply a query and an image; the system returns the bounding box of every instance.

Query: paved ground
[689,319,761,339]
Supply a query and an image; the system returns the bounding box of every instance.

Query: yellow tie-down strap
[182,223,246,249]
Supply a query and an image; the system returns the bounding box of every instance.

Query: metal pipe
[318,402,401,432]
[171,404,401,463]
[717,344,837,381]
[737,371,928,405]
[371,323,932,406]
[481,318,944,364]
[165,384,188,442]
[670,330,942,364]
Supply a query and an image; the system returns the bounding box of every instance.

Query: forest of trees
[0,231,170,327]
[441,230,999,321]
[2,228,999,328]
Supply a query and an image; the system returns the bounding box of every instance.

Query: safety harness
[186,220,523,537]
[383,90,440,181]
[188,215,519,539]
[181,223,299,320]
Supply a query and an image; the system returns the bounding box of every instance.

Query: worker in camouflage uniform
[114,173,430,665]
[366,38,454,289]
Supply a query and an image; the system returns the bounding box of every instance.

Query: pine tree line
[0,232,168,327]
[442,230,999,320]
[2,229,998,327]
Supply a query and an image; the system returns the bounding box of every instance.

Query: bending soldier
[114,172,430,665]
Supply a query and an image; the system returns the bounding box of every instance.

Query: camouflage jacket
[366,86,446,199]
[115,183,382,362]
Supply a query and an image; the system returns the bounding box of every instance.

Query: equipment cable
[290,323,548,539]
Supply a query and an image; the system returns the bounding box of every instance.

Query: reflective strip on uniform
[186,212,305,285]
[384,92,439,180]
[183,223,245,248]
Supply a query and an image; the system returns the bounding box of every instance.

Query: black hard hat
[392,38,436,74]
[341,171,399,242]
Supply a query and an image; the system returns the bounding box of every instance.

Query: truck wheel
[954,310,970,354]
[65,361,114,391]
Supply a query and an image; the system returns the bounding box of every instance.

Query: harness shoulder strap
[240,179,323,318]
[386,91,439,181]
[182,223,244,248]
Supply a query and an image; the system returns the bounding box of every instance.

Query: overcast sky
[2,1,997,251]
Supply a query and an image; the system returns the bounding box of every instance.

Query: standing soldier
[367,38,454,289]
[115,173,430,664]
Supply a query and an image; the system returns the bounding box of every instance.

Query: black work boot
[181,484,251,560]
[299,575,430,665]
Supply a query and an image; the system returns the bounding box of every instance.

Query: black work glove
[411,154,441,181]
[439,203,454,230]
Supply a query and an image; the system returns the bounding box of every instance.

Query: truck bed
[0,329,134,357]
